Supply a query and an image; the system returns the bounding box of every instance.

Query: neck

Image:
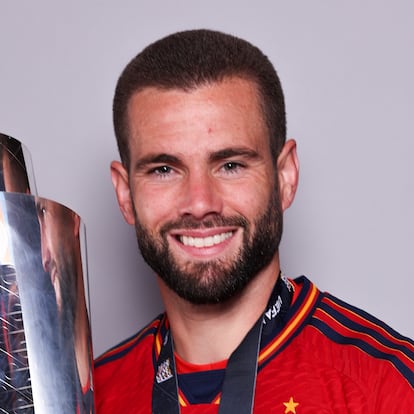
[158,254,280,365]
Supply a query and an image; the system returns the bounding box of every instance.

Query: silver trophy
[0,134,94,413]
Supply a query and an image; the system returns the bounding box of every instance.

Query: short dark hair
[113,29,286,168]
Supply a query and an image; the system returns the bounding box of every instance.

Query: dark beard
[134,188,283,305]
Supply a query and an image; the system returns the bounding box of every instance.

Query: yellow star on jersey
[283,396,299,413]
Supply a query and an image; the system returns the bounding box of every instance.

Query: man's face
[36,199,77,314]
[121,78,285,304]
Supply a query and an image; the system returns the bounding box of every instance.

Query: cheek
[224,182,272,217]
[132,186,177,228]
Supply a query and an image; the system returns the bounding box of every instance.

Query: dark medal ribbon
[152,274,294,414]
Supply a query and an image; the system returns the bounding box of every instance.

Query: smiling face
[112,77,297,304]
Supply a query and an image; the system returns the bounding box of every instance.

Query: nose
[178,170,223,219]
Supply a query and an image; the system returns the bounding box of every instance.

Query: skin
[111,77,299,364]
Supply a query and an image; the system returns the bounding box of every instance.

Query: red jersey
[94,277,414,413]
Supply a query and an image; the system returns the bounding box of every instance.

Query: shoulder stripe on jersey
[313,308,414,370]
[324,294,414,346]
[258,281,320,366]
[94,316,161,367]
[320,295,414,360]
[311,296,414,387]
[311,316,414,387]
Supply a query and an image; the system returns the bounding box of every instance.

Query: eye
[221,161,243,173]
[152,165,172,175]
[147,165,178,180]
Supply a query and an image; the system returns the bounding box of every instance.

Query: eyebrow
[132,147,260,172]
[208,147,260,163]
[133,153,182,172]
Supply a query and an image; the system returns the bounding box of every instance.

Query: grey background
[1,0,412,357]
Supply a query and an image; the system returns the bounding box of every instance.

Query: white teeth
[180,232,233,248]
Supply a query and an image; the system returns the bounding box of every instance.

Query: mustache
[159,214,248,234]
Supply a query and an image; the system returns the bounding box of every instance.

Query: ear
[277,139,299,212]
[110,161,136,225]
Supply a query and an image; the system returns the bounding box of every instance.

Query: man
[94,30,414,412]
[36,198,95,413]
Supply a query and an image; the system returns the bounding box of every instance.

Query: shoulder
[94,315,162,381]
[94,313,163,369]
[261,276,414,410]
[312,286,413,383]
[293,276,414,388]
[93,314,164,413]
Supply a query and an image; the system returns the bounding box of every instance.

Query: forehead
[126,77,268,155]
